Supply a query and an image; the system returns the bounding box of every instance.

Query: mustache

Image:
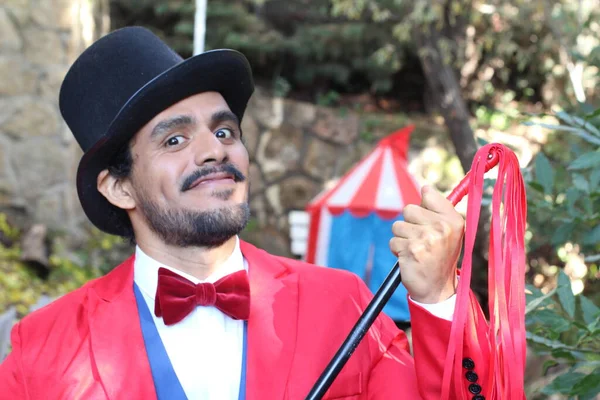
[181,164,246,192]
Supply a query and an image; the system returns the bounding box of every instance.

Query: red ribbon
[442,143,527,399]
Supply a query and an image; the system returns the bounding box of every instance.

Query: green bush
[0,216,131,317]
[524,107,600,398]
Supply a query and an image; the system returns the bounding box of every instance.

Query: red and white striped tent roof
[306,125,421,220]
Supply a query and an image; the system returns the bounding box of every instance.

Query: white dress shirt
[133,237,456,399]
[134,237,246,400]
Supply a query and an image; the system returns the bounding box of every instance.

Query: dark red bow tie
[154,267,250,325]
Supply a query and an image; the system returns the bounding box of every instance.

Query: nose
[191,130,227,166]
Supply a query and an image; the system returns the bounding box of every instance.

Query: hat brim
[76,49,254,236]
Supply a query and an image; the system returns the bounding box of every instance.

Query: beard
[135,187,250,248]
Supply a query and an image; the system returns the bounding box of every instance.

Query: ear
[97,169,136,211]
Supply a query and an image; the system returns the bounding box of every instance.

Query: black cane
[304,149,500,400]
[305,261,402,400]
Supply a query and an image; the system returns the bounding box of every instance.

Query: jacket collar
[86,240,299,399]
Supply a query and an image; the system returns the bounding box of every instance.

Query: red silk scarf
[443,143,527,399]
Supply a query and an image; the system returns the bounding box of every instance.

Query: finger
[391,220,421,239]
[402,203,442,225]
[420,185,455,215]
[389,237,409,257]
[390,237,427,263]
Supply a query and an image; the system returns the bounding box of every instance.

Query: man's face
[125,91,250,247]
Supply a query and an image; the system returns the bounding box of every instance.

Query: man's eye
[215,128,233,140]
[165,135,185,147]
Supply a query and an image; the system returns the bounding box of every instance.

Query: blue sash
[134,283,248,400]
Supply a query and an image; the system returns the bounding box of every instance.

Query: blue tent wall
[327,211,410,321]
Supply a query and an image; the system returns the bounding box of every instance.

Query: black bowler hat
[59,26,254,237]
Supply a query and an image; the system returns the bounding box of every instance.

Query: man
[0,27,489,399]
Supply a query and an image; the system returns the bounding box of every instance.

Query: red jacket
[0,240,489,399]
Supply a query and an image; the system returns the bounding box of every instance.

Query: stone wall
[238,88,455,257]
[0,0,108,235]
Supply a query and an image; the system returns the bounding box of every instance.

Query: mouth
[187,172,236,190]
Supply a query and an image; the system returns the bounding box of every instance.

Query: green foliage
[522,106,600,398]
[111,0,600,107]
[523,107,600,257]
[526,270,600,399]
[0,215,131,317]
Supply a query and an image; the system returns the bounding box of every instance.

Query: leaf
[573,174,590,193]
[525,286,557,314]
[476,137,489,146]
[557,111,600,137]
[584,107,600,120]
[522,121,600,145]
[534,153,554,194]
[568,151,600,170]
[526,331,571,350]
[527,181,545,193]
[584,253,600,263]
[583,225,600,246]
[571,368,600,396]
[565,188,580,216]
[541,371,586,395]
[590,168,600,192]
[557,269,576,318]
[527,309,572,332]
[542,359,558,375]
[552,222,576,246]
[551,348,577,361]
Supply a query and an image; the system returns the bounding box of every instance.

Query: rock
[284,99,316,129]
[4,0,30,25]
[240,224,292,258]
[331,143,361,178]
[10,139,67,199]
[0,307,17,360]
[31,0,72,30]
[241,115,260,158]
[0,8,22,51]
[0,138,9,179]
[0,180,16,207]
[255,131,285,181]
[0,56,38,96]
[0,98,19,126]
[263,123,304,170]
[34,188,66,228]
[311,108,359,145]
[279,175,320,210]
[303,137,340,180]
[23,27,65,65]
[248,163,264,196]
[1,98,60,139]
[248,193,268,227]
[20,223,49,268]
[247,91,284,129]
[39,65,67,99]
[265,185,282,215]
[66,183,86,226]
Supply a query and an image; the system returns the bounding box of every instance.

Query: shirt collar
[133,236,245,300]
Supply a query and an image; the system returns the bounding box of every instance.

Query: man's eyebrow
[211,110,239,127]
[150,115,195,141]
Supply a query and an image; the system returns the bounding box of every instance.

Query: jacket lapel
[85,256,157,400]
[241,241,299,400]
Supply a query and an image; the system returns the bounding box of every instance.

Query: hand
[389,185,464,304]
